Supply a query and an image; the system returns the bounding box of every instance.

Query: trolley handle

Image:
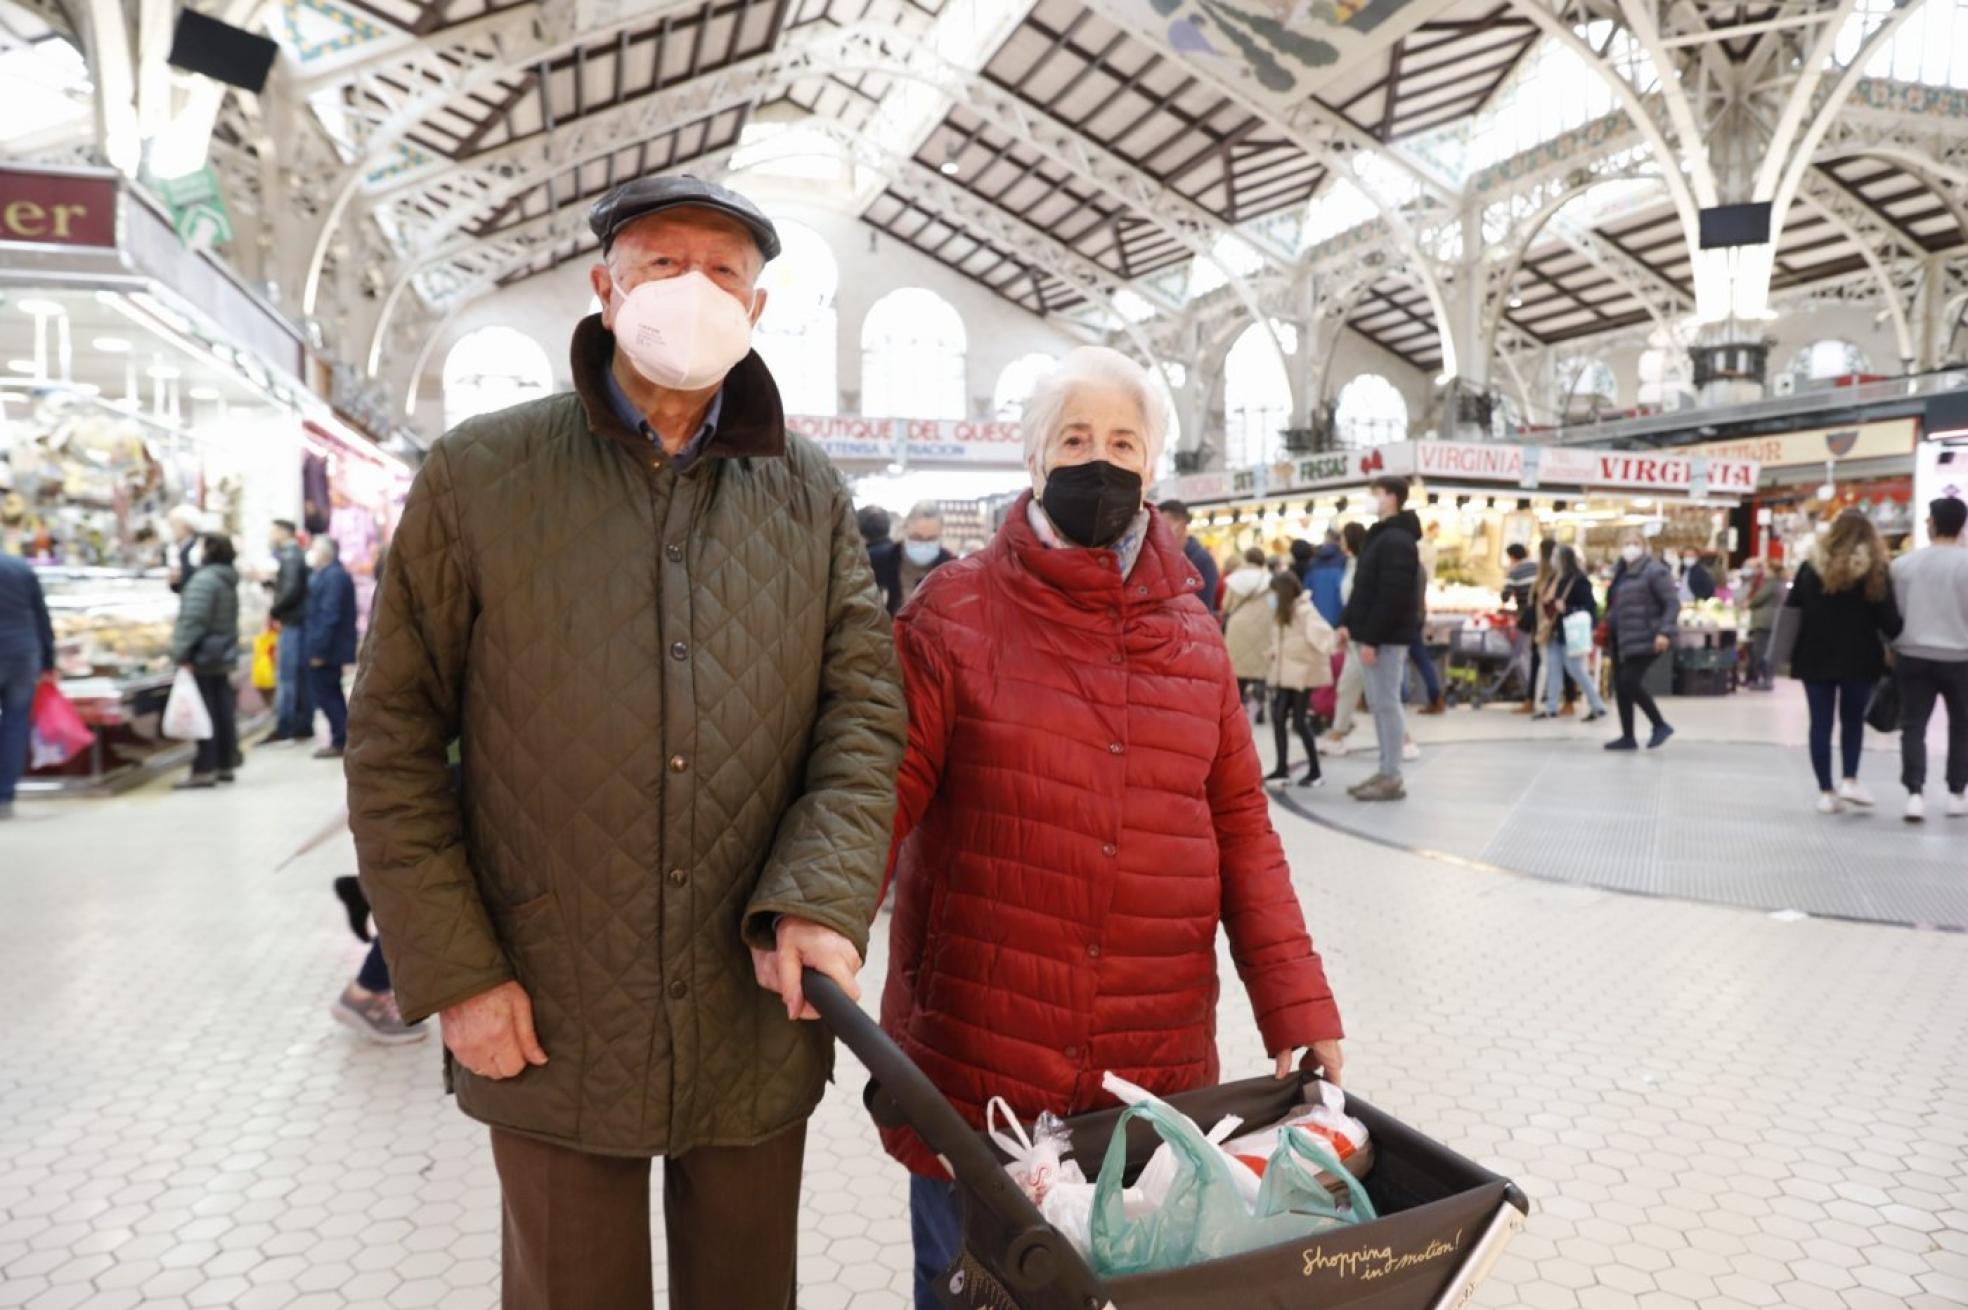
[802,970,1107,1304]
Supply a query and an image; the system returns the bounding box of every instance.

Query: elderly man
[346,176,907,1310]
[868,500,956,615]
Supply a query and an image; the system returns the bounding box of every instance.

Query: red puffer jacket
[879,496,1344,1177]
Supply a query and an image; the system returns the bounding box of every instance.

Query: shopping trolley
[1446,621,1522,709]
[804,971,1529,1310]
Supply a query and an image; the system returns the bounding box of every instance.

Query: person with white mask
[344,176,906,1310]
[869,501,957,616]
[1604,528,1679,751]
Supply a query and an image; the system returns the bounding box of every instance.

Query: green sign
[156,167,233,250]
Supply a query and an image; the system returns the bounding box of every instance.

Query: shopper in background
[883,346,1344,1307]
[1158,499,1219,615]
[170,534,243,790]
[325,872,426,1044]
[1222,546,1273,722]
[857,503,892,552]
[346,177,905,1310]
[1680,548,1717,602]
[264,519,313,744]
[1305,529,1347,626]
[165,506,203,595]
[1537,546,1607,722]
[1501,542,1538,701]
[1785,509,1902,814]
[1408,521,1446,715]
[1742,560,1784,691]
[869,502,956,616]
[1338,475,1422,801]
[1605,529,1678,752]
[304,537,358,761]
[1517,537,1570,714]
[1319,521,1369,756]
[1891,495,1968,821]
[0,552,56,820]
[1264,569,1335,788]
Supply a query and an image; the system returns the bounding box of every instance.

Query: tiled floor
[2,693,1966,1310]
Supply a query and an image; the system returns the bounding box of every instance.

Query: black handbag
[1867,672,1901,732]
[194,633,241,669]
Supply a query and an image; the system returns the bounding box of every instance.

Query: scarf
[1027,499,1150,579]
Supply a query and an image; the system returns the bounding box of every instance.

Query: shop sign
[1413,443,1525,481]
[785,415,1026,465]
[1537,447,1759,494]
[1678,418,1917,469]
[0,166,116,249]
[787,415,899,463]
[155,168,234,251]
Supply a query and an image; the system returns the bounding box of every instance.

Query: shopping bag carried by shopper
[29,680,95,768]
[1866,672,1901,733]
[1562,611,1595,658]
[251,630,279,692]
[161,667,214,741]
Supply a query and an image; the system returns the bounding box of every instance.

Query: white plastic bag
[1220,1081,1369,1182]
[1105,1074,1257,1215]
[988,1099,1085,1208]
[161,668,213,741]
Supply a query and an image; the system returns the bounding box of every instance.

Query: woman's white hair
[1018,346,1169,485]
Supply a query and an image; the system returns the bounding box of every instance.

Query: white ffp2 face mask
[1621,544,1644,564]
[610,270,758,391]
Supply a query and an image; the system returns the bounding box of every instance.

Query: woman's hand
[1272,1039,1344,1085]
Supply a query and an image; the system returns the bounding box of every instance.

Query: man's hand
[1359,644,1378,667]
[1272,1039,1345,1085]
[750,916,862,1021]
[1335,626,1349,649]
[1652,634,1671,654]
[440,980,548,1079]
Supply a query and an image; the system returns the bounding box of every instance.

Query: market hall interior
[5,0,1968,1306]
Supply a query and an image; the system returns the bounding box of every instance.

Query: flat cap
[588,175,781,262]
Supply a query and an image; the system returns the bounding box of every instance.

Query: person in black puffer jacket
[1786,508,1903,812]
[1337,475,1422,801]
[1605,529,1679,751]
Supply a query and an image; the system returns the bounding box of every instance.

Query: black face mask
[1040,460,1144,548]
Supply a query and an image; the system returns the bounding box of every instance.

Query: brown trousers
[490,1123,806,1310]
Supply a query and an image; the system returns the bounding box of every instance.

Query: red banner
[0,167,117,249]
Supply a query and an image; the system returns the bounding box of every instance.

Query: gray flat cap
[588,175,781,262]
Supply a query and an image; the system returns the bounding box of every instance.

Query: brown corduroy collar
[568,313,787,467]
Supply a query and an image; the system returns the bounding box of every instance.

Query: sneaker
[1948,792,1968,818]
[217,771,235,784]
[1905,793,1926,823]
[1297,773,1326,789]
[1604,737,1639,752]
[1584,709,1606,723]
[1318,734,1349,757]
[1836,779,1875,808]
[1352,775,1407,802]
[1646,723,1675,750]
[1263,767,1291,784]
[173,775,218,790]
[331,986,427,1045]
[262,731,296,744]
[1816,793,1842,815]
[1530,710,1555,721]
[1347,773,1389,796]
[313,745,346,760]
[1401,741,1421,763]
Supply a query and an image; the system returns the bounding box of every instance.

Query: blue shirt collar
[603,354,724,472]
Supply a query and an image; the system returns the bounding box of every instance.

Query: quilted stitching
[347,361,905,1158]
[877,497,1343,1176]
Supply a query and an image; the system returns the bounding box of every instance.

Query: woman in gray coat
[170,534,243,788]
[1605,528,1679,751]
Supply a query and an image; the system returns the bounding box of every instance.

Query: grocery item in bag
[161,668,213,741]
[1221,1080,1369,1180]
[988,1099,1084,1208]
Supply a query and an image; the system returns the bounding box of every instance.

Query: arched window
[862,288,967,420]
[753,219,838,415]
[1223,321,1294,467]
[1555,355,1617,416]
[1636,330,1691,407]
[443,326,552,430]
[1789,338,1867,384]
[1334,374,1408,448]
[992,352,1057,420]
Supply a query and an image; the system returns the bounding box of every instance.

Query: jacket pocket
[454,892,583,1140]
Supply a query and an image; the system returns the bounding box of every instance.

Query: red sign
[0,167,117,249]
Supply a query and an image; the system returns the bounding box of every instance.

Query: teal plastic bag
[1088,1095,1364,1277]
[1254,1131,1377,1227]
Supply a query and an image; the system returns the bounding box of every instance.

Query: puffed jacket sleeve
[882,607,958,901]
[1207,669,1344,1053]
[345,441,513,1025]
[741,480,908,957]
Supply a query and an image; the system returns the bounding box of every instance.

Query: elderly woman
[879,346,1346,1308]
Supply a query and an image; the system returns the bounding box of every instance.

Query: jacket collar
[1366,508,1423,543]
[994,492,1203,614]
[569,313,785,466]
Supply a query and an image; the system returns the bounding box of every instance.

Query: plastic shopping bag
[251,630,278,692]
[1221,1081,1369,1180]
[1562,610,1594,658]
[989,1099,1085,1208]
[29,680,95,768]
[161,668,213,741]
[1254,1132,1377,1227]
[1086,1086,1349,1277]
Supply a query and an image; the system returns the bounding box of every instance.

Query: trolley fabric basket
[804,971,1529,1310]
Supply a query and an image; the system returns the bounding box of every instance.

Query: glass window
[1223,322,1294,467]
[1841,0,1968,89]
[443,326,552,431]
[753,219,839,416]
[1789,339,1868,383]
[861,288,967,420]
[1555,356,1618,414]
[1334,374,1408,449]
[992,353,1057,420]
[1636,331,1691,407]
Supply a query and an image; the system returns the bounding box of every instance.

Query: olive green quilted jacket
[346,316,905,1157]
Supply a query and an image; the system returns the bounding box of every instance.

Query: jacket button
[669,979,688,999]
[1064,1045,1080,1060]
[669,754,689,773]
[665,543,684,562]
[670,641,689,661]
[1087,944,1102,959]
[1102,843,1116,856]
[668,868,687,887]
[1136,585,1148,596]
[1108,743,1123,755]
